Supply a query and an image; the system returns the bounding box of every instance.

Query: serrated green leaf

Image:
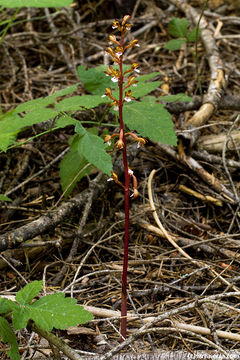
[16,85,79,113]
[160,93,193,103]
[59,135,91,197]
[169,17,189,38]
[0,131,18,152]
[78,132,112,176]
[55,95,109,112]
[0,85,80,152]
[15,280,43,305]
[74,122,86,136]
[17,108,57,127]
[164,38,186,51]
[78,65,113,95]
[136,72,160,82]
[0,194,12,202]
[0,317,20,360]
[0,297,16,315]
[129,81,162,99]
[186,27,201,42]
[74,125,112,175]
[0,0,73,7]
[140,96,157,103]
[123,102,177,145]
[55,114,79,128]
[13,293,93,331]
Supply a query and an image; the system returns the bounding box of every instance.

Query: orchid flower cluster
[103,15,146,199]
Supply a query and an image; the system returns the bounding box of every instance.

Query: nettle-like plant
[0,280,93,360]
[164,17,201,51]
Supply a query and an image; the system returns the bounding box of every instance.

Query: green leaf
[0,194,12,202]
[59,135,91,197]
[136,72,160,82]
[75,128,112,176]
[13,293,93,331]
[78,65,113,95]
[160,93,193,102]
[123,102,177,145]
[0,316,20,360]
[140,96,157,103]
[0,0,73,7]
[55,114,79,128]
[0,85,79,152]
[55,95,109,111]
[164,38,186,51]
[129,81,162,99]
[169,17,189,38]
[15,280,43,305]
[0,297,16,315]
[186,27,201,42]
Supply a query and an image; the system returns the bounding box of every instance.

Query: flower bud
[126,76,138,87]
[122,15,131,26]
[115,139,124,149]
[133,188,139,198]
[125,39,139,50]
[104,134,112,143]
[108,34,119,45]
[106,47,115,58]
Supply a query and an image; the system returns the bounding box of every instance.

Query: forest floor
[1,0,240,359]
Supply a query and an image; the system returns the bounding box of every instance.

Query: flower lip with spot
[115,46,123,56]
[112,20,120,30]
[111,76,118,83]
[124,90,135,102]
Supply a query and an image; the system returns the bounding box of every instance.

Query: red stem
[119,31,130,340]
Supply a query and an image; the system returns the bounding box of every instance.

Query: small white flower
[137,141,141,149]
[113,105,119,111]
[133,84,137,87]
[112,25,118,29]
[111,77,118,83]
[107,177,114,182]
[128,169,134,176]
[107,140,112,146]
[135,43,140,47]
[101,94,106,98]
[116,51,122,56]
[105,74,109,77]
[124,96,132,102]
[134,68,140,73]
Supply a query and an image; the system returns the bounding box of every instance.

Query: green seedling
[0,280,93,360]
[165,17,201,51]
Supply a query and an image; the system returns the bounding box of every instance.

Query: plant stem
[119,31,130,340]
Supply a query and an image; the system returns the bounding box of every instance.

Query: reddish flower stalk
[103,15,143,340]
[118,28,130,341]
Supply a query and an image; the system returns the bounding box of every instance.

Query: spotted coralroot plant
[102,15,146,340]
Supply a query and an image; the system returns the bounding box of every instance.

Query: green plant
[164,17,201,51]
[0,280,93,360]
[0,66,178,202]
[0,0,73,7]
